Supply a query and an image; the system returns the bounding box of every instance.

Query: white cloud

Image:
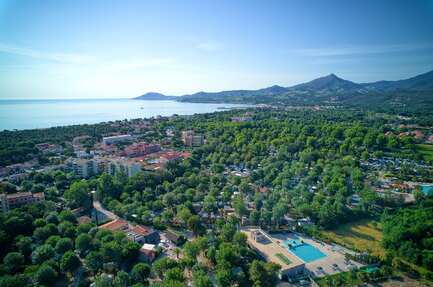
[0,42,177,72]
[0,42,93,64]
[197,41,224,52]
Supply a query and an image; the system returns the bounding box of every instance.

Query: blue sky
[1,0,433,99]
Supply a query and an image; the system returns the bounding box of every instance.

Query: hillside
[134,92,176,101]
[136,69,433,110]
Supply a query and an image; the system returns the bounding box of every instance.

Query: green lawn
[416,144,433,161]
[320,219,386,259]
[275,253,291,265]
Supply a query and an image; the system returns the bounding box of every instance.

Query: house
[129,225,160,244]
[100,219,129,232]
[99,219,159,244]
[165,230,185,245]
[139,243,157,262]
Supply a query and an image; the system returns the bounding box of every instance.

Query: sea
[0,99,248,131]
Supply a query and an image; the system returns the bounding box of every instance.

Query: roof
[140,243,156,251]
[4,192,32,199]
[78,216,92,224]
[131,225,154,236]
[165,230,182,242]
[99,219,129,231]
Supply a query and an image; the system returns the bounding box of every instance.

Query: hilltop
[136,69,433,110]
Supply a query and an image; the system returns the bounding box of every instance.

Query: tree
[248,260,280,287]
[32,244,55,264]
[64,180,91,209]
[177,205,192,226]
[187,215,204,237]
[85,251,104,273]
[0,274,29,287]
[131,263,151,284]
[60,251,81,273]
[113,271,130,287]
[272,201,287,229]
[192,270,212,287]
[55,237,73,254]
[94,274,113,287]
[203,195,217,223]
[215,268,231,287]
[35,264,58,286]
[164,267,185,282]
[152,258,177,278]
[233,195,248,220]
[75,233,92,255]
[15,236,32,258]
[3,252,24,273]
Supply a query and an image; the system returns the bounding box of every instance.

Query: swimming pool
[283,238,326,263]
[421,184,433,195]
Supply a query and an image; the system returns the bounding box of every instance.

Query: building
[109,158,142,177]
[181,130,204,147]
[69,157,142,178]
[139,243,157,262]
[231,116,253,122]
[1,192,45,212]
[35,143,63,154]
[124,142,161,157]
[242,228,305,278]
[100,219,160,244]
[102,134,133,145]
[164,230,185,245]
[71,159,99,178]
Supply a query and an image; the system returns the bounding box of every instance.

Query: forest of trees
[1,107,433,286]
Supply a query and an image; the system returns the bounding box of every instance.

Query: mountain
[364,69,433,91]
[136,69,433,109]
[179,85,290,103]
[291,74,361,91]
[134,92,176,101]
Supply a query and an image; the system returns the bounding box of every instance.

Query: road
[93,200,118,220]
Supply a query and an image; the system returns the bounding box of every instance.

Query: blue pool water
[284,238,326,263]
[421,185,433,195]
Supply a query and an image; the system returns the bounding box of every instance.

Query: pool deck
[242,227,305,276]
[272,232,364,278]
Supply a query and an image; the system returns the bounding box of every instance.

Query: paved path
[93,200,118,220]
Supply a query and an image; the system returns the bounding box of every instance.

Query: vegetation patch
[416,144,433,161]
[320,219,385,259]
[275,253,291,265]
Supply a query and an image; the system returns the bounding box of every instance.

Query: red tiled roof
[99,219,128,231]
[131,225,153,236]
[78,216,92,224]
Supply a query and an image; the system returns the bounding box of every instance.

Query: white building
[102,134,133,145]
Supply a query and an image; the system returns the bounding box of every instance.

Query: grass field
[320,219,386,259]
[416,144,433,161]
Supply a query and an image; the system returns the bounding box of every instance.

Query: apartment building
[1,192,45,212]
[124,142,161,157]
[69,157,141,178]
[181,130,204,147]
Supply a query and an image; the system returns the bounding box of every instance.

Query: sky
[1,0,433,99]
